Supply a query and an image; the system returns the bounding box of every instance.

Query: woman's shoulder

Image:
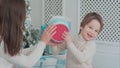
[0,57,13,68]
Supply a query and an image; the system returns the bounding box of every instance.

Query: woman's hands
[40,25,73,46]
[40,25,56,44]
[62,31,73,45]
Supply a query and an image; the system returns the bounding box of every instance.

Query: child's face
[80,19,101,41]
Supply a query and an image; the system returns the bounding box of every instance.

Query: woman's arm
[9,41,46,68]
[9,25,57,67]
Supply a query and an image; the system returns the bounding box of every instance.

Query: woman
[0,0,56,68]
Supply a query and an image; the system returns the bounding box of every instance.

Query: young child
[50,12,104,68]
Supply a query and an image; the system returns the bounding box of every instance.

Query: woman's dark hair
[79,12,104,34]
[0,0,26,56]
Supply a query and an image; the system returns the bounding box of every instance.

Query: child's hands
[62,31,73,45]
[40,25,56,44]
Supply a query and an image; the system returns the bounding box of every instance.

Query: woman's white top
[0,41,46,68]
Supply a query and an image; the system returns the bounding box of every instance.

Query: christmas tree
[23,0,39,48]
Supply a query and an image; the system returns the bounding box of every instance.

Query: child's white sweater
[51,35,96,68]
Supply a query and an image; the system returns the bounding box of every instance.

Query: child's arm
[67,41,96,63]
[62,32,96,63]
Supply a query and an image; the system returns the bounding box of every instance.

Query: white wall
[29,0,42,27]
[93,42,120,68]
[64,0,79,36]
[29,0,80,35]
